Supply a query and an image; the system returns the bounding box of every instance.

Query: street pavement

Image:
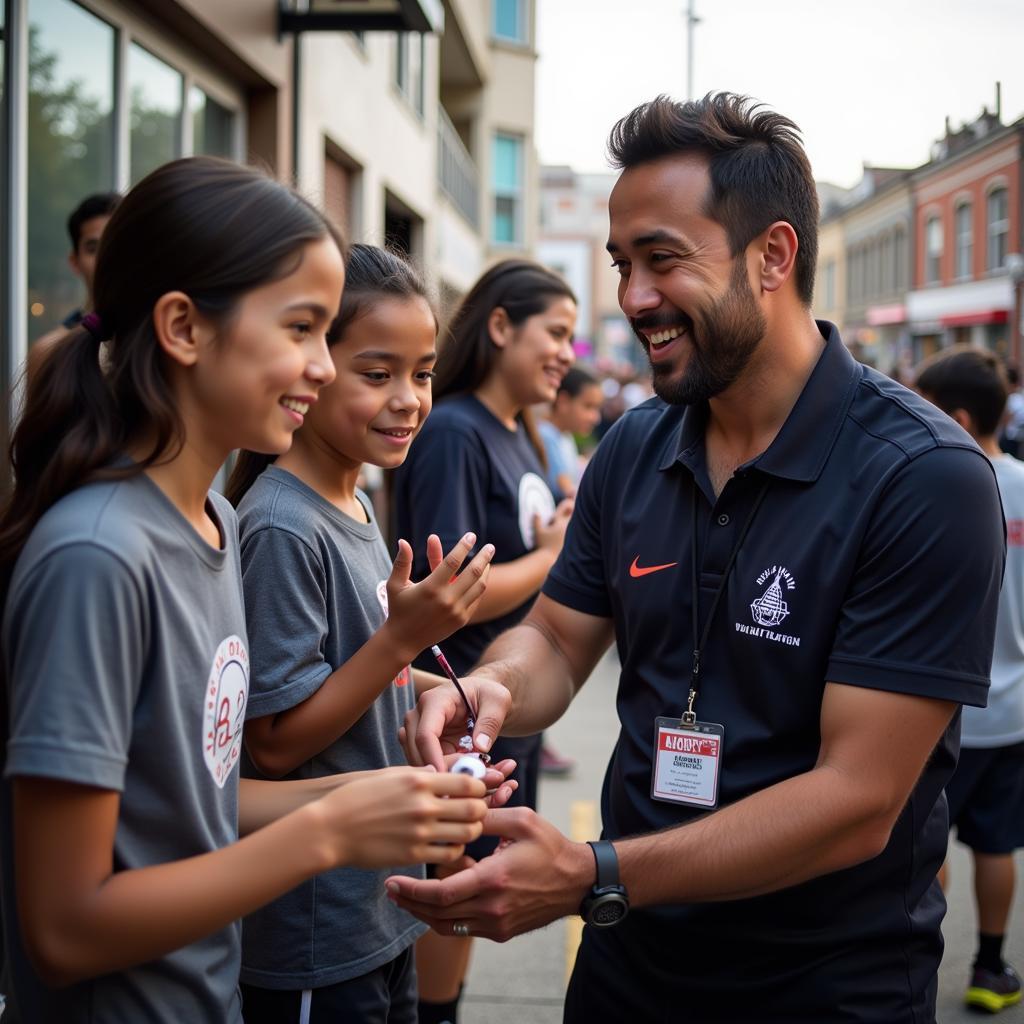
[458,649,1024,1023]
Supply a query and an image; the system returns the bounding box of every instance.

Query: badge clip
[681,686,697,727]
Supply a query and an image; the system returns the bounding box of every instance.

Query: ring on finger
[452,921,471,938]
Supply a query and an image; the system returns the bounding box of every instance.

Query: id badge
[651,717,725,809]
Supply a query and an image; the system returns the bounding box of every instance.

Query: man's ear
[152,291,207,368]
[756,221,799,295]
[68,250,82,278]
[487,306,513,349]
[949,407,974,433]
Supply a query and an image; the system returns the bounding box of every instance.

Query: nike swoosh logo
[629,556,679,578]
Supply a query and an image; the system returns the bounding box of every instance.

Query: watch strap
[587,839,620,890]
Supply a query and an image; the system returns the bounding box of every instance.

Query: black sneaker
[965,963,1023,1013]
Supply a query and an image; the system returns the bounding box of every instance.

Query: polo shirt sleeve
[240,526,332,718]
[826,446,1004,707]
[400,425,490,579]
[542,430,613,618]
[4,543,146,791]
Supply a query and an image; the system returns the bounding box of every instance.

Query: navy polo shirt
[544,322,1004,1019]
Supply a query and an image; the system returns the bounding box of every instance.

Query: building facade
[537,164,634,365]
[839,169,913,373]
[906,117,1022,362]
[817,100,1023,373]
[0,0,539,423]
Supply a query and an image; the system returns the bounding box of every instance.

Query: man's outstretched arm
[402,594,614,770]
[388,682,956,940]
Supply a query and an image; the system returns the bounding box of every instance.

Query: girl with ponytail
[0,158,489,1023]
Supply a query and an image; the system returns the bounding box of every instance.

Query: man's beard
[634,259,767,406]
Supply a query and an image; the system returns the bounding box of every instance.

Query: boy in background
[917,345,1024,1014]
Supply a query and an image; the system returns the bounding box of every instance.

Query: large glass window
[954,202,972,280]
[129,43,183,185]
[492,132,523,245]
[988,187,1009,271]
[190,86,234,158]
[493,0,527,43]
[925,215,943,285]
[27,0,115,335]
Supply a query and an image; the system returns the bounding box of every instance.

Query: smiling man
[389,94,1006,1022]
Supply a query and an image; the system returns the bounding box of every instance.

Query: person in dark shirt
[27,192,120,380]
[392,260,576,1024]
[387,94,1005,1023]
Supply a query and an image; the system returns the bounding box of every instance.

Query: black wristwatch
[578,839,629,927]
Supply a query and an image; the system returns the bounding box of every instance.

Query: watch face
[589,893,628,927]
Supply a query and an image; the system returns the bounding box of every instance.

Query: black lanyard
[685,478,770,725]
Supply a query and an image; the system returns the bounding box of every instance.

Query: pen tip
[431,645,442,656]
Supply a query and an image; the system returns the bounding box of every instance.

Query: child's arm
[245,533,493,778]
[238,760,519,833]
[14,768,487,987]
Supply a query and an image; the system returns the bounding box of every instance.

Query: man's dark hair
[915,345,1008,437]
[607,93,819,305]
[67,192,121,251]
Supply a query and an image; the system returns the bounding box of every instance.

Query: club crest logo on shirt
[203,634,250,789]
[734,566,802,648]
[518,472,556,549]
[750,565,795,626]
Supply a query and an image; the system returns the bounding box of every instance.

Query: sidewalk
[459,650,1024,1023]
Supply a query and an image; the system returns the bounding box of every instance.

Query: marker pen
[430,644,489,764]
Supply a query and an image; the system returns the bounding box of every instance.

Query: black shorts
[240,946,416,1024]
[946,741,1024,854]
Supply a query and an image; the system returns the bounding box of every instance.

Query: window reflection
[129,43,182,185]
[190,87,234,159]
[27,0,115,335]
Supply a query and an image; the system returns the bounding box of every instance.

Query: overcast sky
[535,0,1024,188]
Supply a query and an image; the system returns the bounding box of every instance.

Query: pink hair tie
[81,312,106,342]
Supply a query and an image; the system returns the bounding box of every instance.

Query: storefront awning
[866,304,907,326]
[939,309,1009,328]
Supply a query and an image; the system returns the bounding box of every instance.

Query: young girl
[0,159,490,1024]
[391,259,577,1024]
[538,364,604,502]
[225,244,511,1023]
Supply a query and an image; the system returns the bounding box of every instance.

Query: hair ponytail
[0,324,140,596]
[0,156,344,603]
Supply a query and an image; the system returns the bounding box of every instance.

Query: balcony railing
[438,106,479,229]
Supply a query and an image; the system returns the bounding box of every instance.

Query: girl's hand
[383,533,494,662]
[441,754,519,809]
[311,767,488,868]
[534,498,574,557]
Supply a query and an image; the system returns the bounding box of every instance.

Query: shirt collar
[657,321,861,483]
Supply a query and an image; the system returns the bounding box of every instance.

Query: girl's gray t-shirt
[236,467,425,990]
[2,474,249,1024]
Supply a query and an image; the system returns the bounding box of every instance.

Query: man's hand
[384,807,594,941]
[400,676,513,772]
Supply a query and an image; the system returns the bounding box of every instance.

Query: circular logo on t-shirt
[518,472,556,549]
[203,635,250,789]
